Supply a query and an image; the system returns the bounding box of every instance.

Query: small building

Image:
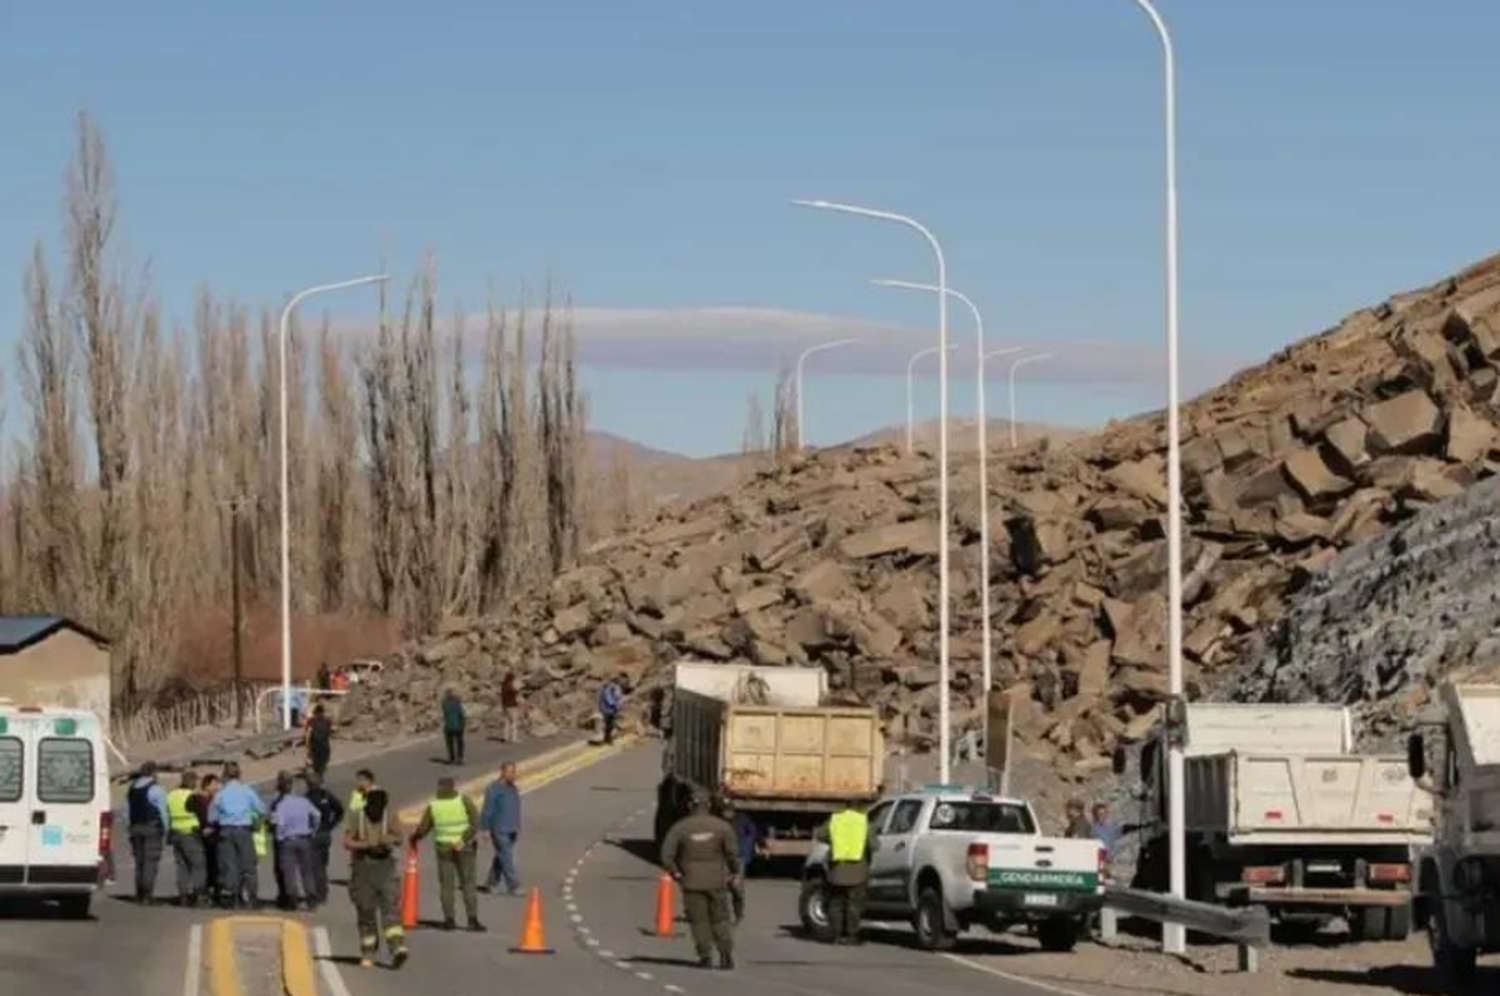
[0,615,112,731]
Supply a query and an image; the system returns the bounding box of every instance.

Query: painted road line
[313,927,355,996]
[182,925,203,996]
[207,919,243,996]
[942,953,1100,996]
[281,919,319,996]
[398,736,638,822]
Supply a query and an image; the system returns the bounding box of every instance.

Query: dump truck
[1408,682,1500,983]
[1127,703,1432,939]
[654,662,883,861]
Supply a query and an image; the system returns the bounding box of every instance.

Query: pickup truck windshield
[927,801,1035,834]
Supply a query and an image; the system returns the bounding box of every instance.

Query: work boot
[697,955,713,970]
[442,918,457,931]
[719,951,735,971]
[467,919,487,933]
[391,947,409,970]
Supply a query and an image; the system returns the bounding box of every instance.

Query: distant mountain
[845,416,1089,452]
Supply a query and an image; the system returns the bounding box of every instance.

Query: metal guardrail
[1099,885,1269,973]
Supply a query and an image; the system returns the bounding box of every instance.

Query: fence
[113,687,262,747]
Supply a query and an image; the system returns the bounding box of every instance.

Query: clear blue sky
[3,1,1498,456]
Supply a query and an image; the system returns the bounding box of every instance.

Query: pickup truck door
[868,798,926,911]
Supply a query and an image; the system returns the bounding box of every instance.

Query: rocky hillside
[349,251,1500,780]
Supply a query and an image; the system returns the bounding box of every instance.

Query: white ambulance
[0,704,112,917]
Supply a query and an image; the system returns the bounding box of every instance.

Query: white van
[0,705,111,917]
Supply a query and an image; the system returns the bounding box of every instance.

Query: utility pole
[221,495,255,728]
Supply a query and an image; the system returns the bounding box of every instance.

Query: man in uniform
[348,768,376,816]
[818,801,873,945]
[409,776,484,932]
[344,787,409,969]
[661,791,739,970]
[167,770,208,907]
[303,770,344,906]
[126,761,170,905]
[209,761,265,908]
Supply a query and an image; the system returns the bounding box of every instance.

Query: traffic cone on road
[654,872,677,937]
[509,887,555,954]
[400,845,420,930]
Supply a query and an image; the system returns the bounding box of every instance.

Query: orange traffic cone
[400,845,420,930]
[509,887,555,954]
[654,873,677,937]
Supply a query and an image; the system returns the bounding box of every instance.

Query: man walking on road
[818,802,873,945]
[598,677,624,745]
[500,672,522,743]
[167,770,208,907]
[209,762,265,908]
[348,768,375,816]
[479,762,522,895]
[303,770,345,906]
[410,776,484,932]
[441,689,467,765]
[345,788,409,969]
[272,778,321,910]
[304,704,333,778]
[661,791,739,971]
[718,798,759,923]
[126,761,170,905]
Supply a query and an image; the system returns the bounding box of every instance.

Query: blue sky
[3,1,1499,456]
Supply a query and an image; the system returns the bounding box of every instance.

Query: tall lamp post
[1117,0,1185,953]
[903,344,956,454]
[1006,352,1054,449]
[794,337,861,450]
[277,274,389,730]
[793,199,954,782]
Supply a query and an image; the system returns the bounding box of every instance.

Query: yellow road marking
[207,915,322,996]
[207,918,245,996]
[281,919,319,996]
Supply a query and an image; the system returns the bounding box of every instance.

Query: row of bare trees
[0,113,589,708]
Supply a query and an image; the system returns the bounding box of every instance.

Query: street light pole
[794,337,861,450]
[1006,352,1054,449]
[277,274,389,730]
[793,199,954,782]
[903,344,955,454]
[1119,0,1186,953]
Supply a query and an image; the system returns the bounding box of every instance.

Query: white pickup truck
[801,786,1106,952]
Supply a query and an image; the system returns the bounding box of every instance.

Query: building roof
[0,615,110,654]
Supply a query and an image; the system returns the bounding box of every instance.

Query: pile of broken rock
[348,252,1500,781]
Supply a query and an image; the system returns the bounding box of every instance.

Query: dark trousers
[309,749,330,779]
[204,835,220,899]
[827,882,866,941]
[277,836,315,905]
[602,713,618,744]
[129,825,165,900]
[272,838,287,905]
[351,855,406,957]
[436,847,479,923]
[683,890,734,960]
[729,876,746,922]
[311,833,333,904]
[445,729,465,764]
[218,827,258,906]
[171,833,208,902]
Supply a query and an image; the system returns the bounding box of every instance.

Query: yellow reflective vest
[348,788,367,815]
[829,809,869,863]
[429,795,472,847]
[167,788,200,834]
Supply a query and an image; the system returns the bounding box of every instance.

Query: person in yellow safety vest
[167,770,209,907]
[817,803,874,945]
[344,788,409,969]
[408,776,484,932]
[348,768,376,816]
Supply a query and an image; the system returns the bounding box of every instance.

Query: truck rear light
[967,842,988,883]
[1242,865,1285,885]
[1262,810,1283,821]
[1375,812,1394,824]
[98,811,113,858]
[1369,863,1410,884]
[1098,846,1109,882]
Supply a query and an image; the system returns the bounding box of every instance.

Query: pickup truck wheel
[1037,916,1080,953]
[1430,904,1477,982]
[798,880,836,943]
[1384,903,1411,941]
[1353,907,1386,943]
[914,887,958,951]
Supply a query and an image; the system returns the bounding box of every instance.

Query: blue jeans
[486,831,520,892]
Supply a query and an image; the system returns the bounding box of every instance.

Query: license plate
[1023,892,1059,907]
[1307,862,1341,874]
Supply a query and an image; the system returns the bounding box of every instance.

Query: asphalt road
[1,734,1099,996]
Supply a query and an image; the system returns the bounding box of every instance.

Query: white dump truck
[655,662,884,859]
[1408,682,1500,982]
[1128,703,1431,939]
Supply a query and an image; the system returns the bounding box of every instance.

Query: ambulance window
[37,739,93,804]
[0,738,20,803]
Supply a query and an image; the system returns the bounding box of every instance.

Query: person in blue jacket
[598,678,624,745]
[479,762,522,895]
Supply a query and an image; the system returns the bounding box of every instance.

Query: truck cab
[1409,682,1500,981]
[0,705,112,917]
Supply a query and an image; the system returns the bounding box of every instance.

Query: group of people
[125,760,346,910]
[439,674,526,766]
[1063,798,1124,870]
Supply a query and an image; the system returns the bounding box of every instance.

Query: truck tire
[1384,903,1412,941]
[1430,903,1477,982]
[1037,916,1080,953]
[914,886,958,951]
[798,879,836,943]
[57,894,92,920]
[1353,907,1385,943]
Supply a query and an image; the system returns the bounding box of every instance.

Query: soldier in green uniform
[343,788,409,969]
[661,791,740,970]
[409,776,484,932]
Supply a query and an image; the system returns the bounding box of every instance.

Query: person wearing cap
[167,770,209,907]
[661,791,739,970]
[345,787,409,968]
[409,776,484,932]
[127,760,170,905]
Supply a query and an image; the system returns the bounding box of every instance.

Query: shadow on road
[609,836,660,866]
[0,897,99,922]
[625,954,714,969]
[1290,965,1493,996]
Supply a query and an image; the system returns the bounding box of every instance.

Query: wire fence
[113,687,261,747]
